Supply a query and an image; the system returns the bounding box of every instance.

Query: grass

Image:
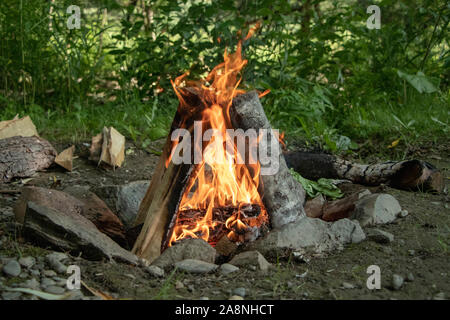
[1,86,447,161]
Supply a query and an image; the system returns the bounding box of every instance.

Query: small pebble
[399,210,408,218]
[233,287,246,297]
[219,263,239,275]
[199,297,209,300]
[175,280,184,289]
[433,292,445,300]
[1,291,22,300]
[408,250,415,256]
[22,278,40,290]
[29,269,40,277]
[406,272,414,282]
[45,253,68,274]
[18,256,36,269]
[43,270,57,277]
[2,259,21,277]
[41,278,56,287]
[45,285,66,295]
[392,274,404,290]
[342,282,355,289]
[228,295,244,300]
[52,276,67,287]
[145,265,164,278]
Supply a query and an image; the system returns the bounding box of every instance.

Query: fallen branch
[284,151,444,193]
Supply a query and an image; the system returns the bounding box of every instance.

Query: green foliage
[0,0,448,151]
[289,168,344,200]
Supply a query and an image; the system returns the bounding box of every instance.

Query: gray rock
[41,278,56,287]
[432,292,446,300]
[52,277,68,287]
[406,272,414,282]
[33,262,44,271]
[233,287,246,297]
[174,259,218,274]
[351,193,402,227]
[65,289,85,300]
[145,265,165,278]
[199,297,209,300]
[229,251,271,272]
[399,210,409,218]
[248,217,365,257]
[22,278,40,290]
[152,238,216,269]
[44,285,65,295]
[2,259,21,277]
[43,270,57,277]
[219,263,239,275]
[358,189,372,199]
[18,256,36,269]
[22,202,138,265]
[45,253,68,274]
[342,282,355,289]
[1,291,22,300]
[392,274,404,290]
[366,229,394,244]
[92,181,150,228]
[228,295,244,300]
[29,269,40,277]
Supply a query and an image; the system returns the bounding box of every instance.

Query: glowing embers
[171,202,267,247]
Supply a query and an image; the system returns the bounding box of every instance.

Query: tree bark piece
[230,91,306,229]
[284,151,444,193]
[0,136,57,183]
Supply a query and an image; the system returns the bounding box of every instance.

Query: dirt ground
[0,139,449,300]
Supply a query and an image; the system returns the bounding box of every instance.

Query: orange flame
[167,24,268,247]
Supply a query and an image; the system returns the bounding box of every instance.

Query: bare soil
[0,139,448,300]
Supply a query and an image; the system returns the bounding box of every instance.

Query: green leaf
[148,126,168,141]
[289,168,344,200]
[397,70,439,93]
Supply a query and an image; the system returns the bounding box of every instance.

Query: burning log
[0,136,57,183]
[131,94,201,262]
[284,151,444,193]
[130,134,192,262]
[230,91,306,228]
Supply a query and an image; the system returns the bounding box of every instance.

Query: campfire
[165,39,269,248]
[131,26,306,262]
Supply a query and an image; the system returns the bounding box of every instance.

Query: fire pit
[131,28,306,262]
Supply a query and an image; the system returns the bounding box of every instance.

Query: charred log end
[283,151,339,181]
[390,160,444,193]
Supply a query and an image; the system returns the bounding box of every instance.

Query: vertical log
[230,91,306,229]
